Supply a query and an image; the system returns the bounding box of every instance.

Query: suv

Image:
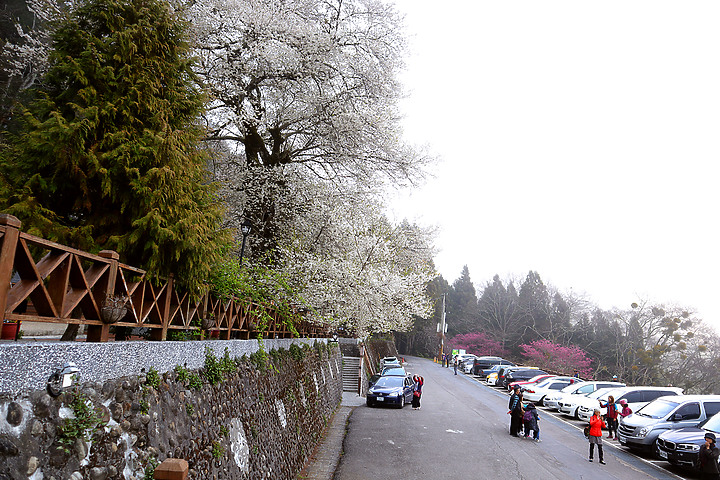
[472,357,514,376]
[618,395,720,453]
[577,386,684,422]
[657,411,720,470]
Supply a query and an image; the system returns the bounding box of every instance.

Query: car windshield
[596,389,625,401]
[560,382,587,394]
[374,376,404,388]
[702,412,720,433]
[636,399,680,419]
[381,367,405,375]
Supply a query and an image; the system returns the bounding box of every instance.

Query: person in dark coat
[699,432,720,479]
[508,386,524,437]
[523,403,540,441]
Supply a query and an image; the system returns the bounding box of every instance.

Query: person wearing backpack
[523,403,540,441]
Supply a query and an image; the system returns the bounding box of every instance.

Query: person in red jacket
[588,409,607,464]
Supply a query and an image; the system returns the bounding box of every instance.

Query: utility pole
[438,294,448,362]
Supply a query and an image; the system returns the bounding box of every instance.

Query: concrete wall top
[0,338,331,396]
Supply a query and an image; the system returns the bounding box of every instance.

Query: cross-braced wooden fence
[0,214,328,342]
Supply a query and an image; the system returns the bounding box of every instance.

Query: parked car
[543,381,626,411]
[559,387,625,419]
[472,356,514,376]
[462,361,475,374]
[379,356,400,369]
[380,366,406,376]
[618,395,720,453]
[481,364,504,379]
[503,369,547,390]
[486,372,499,385]
[657,411,720,470]
[496,366,529,388]
[577,386,684,422]
[456,354,477,370]
[522,377,579,405]
[507,373,553,391]
[366,374,415,408]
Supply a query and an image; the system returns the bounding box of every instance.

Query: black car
[496,366,525,388]
[503,369,547,390]
[472,356,514,376]
[657,411,720,470]
[366,374,415,408]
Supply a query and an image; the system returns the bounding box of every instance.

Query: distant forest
[395,266,720,394]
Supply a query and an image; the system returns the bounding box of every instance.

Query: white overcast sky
[387,0,720,331]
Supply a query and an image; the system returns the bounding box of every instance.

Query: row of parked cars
[459,353,720,472]
[365,356,416,408]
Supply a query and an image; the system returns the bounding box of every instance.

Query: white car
[462,361,475,374]
[486,372,499,385]
[522,377,578,405]
[577,386,684,422]
[559,387,622,419]
[543,381,626,411]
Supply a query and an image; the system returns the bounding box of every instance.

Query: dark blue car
[366,374,415,408]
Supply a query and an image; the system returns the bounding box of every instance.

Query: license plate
[658,449,667,459]
[618,434,626,443]
[377,397,384,401]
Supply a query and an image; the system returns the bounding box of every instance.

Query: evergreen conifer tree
[0,0,228,291]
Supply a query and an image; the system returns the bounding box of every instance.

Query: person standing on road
[599,395,618,439]
[699,432,720,479]
[523,403,540,441]
[508,386,524,437]
[453,356,458,375]
[412,375,424,410]
[588,409,606,464]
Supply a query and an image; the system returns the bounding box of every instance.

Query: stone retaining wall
[0,340,342,480]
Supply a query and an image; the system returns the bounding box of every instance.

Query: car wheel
[398,395,405,409]
[538,396,545,406]
[366,399,374,407]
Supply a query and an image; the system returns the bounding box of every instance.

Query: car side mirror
[671,413,683,421]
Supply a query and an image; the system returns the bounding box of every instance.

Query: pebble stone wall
[0,340,343,480]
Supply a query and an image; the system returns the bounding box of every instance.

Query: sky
[387,0,720,330]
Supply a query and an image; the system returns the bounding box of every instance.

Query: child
[618,399,632,418]
[523,403,540,442]
[588,409,606,464]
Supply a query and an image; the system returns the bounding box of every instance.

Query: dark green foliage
[446,265,479,335]
[145,367,160,388]
[203,347,223,386]
[289,343,305,361]
[57,390,105,452]
[0,0,229,292]
[174,364,189,383]
[187,372,202,390]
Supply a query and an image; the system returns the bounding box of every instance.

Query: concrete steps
[342,356,360,393]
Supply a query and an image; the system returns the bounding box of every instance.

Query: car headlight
[638,427,651,438]
[387,391,400,397]
[678,443,700,452]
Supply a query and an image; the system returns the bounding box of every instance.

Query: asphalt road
[333,356,688,480]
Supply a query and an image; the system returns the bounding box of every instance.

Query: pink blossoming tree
[450,332,508,357]
[520,340,593,378]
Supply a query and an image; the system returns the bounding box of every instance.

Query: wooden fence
[0,214,328,342]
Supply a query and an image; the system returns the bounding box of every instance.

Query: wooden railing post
[86,250,119,342]
[150,275,172,341]
[0,215,21,321]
